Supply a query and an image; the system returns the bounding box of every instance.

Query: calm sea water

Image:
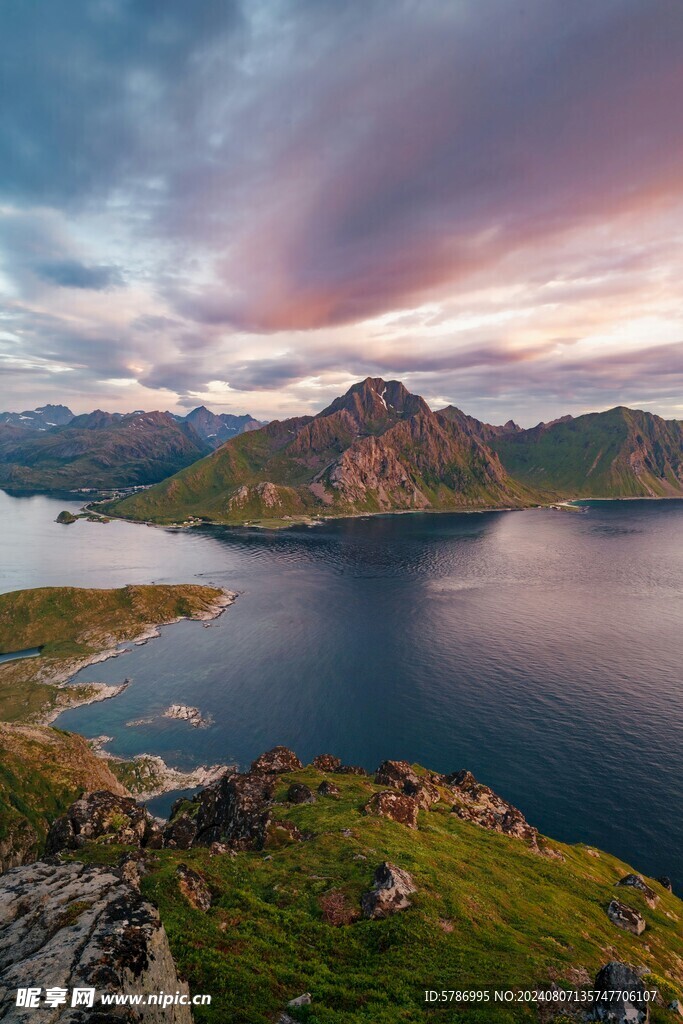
[1,489,681,887]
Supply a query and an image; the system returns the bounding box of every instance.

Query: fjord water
[1,490,681,887]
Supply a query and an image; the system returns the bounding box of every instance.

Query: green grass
[76,766,683,1023]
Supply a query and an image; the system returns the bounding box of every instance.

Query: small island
[55,509,77,524]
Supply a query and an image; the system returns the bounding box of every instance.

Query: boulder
[361,862,417,919]
[45,791,161,854]
[448,770,538,848]
[288,993,312,1008]
[657,875,673,892]
[250,746,302,774]
[404,779,441,810]
[607,899,646,936]
[312,754,342,772]
[193,772,275,850]
[592,961,650,1022]
[335,764,368,776]
[617,874,658,908]
[266,820,304,846]
[287,782,315,804]
[364,791,418,829]
[374,759,421,790]
[0,860,191,1023]
[176,863,212,912]
[317,780,341,798]
[162,811,198,850]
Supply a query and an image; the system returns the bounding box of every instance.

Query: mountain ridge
[108,377,536,523]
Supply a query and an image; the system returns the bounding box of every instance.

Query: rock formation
[45,791,161,854]
[592,961,650,1022]
[607,899,646,935]
[0,861,191,1023]
[364,791,419,829]
[616,874,658,909]
[448,769,539,848]
[250,746,302,774]
[361,862,417,919]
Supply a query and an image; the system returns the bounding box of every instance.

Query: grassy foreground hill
[50,758,683,1023]
[490,407,683,499]
[0,722,128,872]
[0,583,232,723]
[107,378,536,525]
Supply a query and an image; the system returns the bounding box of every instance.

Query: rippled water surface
[1,490,681,886]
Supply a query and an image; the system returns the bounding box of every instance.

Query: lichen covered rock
[0,860,191,1023]
[364,790,418,829]
[361,862,417,919]
[45,790,161,854]
[607,898,646,935]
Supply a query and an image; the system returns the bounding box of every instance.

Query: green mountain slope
[38,756,683,1023]
[0,410,209,490]
[491,407,683,498]
[108,378,536,524]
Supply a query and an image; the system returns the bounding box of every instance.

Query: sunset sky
[1,0,683,425]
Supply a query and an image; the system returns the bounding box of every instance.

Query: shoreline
[26,587,237,797]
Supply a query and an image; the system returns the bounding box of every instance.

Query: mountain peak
[319,377,429,423]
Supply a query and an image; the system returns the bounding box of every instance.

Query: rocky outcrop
[162,704,211,728]
[364,791,419,829]
[335,764,368,776]
[45,791,161,854]
[176,863,212,912]
[592,961,650,1022]
[0,860,191,1023]
[374,760,440,809]
[617,874,658,909]
[312,754,342,772]
[317,780,340,798]
[287,783,315,804]
[250,746,302,774]
[192,772,275,850]
[448,770,538,848]
[657,876,673,892]
[607,899,646,935]
[361,862,417,919]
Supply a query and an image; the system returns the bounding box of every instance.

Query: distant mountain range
[107,378,539,523]
[0,404,263,490]
[179,406,264,448]
[2,383,682,508]
[0,404,74,430]
[108,378,683,524]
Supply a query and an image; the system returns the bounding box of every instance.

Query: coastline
[36,587,237,726]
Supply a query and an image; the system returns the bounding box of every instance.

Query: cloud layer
[1,0,682,424]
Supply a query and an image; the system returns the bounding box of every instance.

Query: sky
[1,0,683,427]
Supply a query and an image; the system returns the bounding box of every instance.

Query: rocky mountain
[183,406,264,448]
[1,744,681,1023]
[108,377,536,524]
[490,406,683,498]
[438,405,523,443]
[0,410,210,490]
[0,403,74,430]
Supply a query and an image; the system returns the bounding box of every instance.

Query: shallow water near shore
[1,489,682,887]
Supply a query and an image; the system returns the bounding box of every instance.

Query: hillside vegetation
[73,759,682,1024]
[491,408,683,498]
[0,722,127,872]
